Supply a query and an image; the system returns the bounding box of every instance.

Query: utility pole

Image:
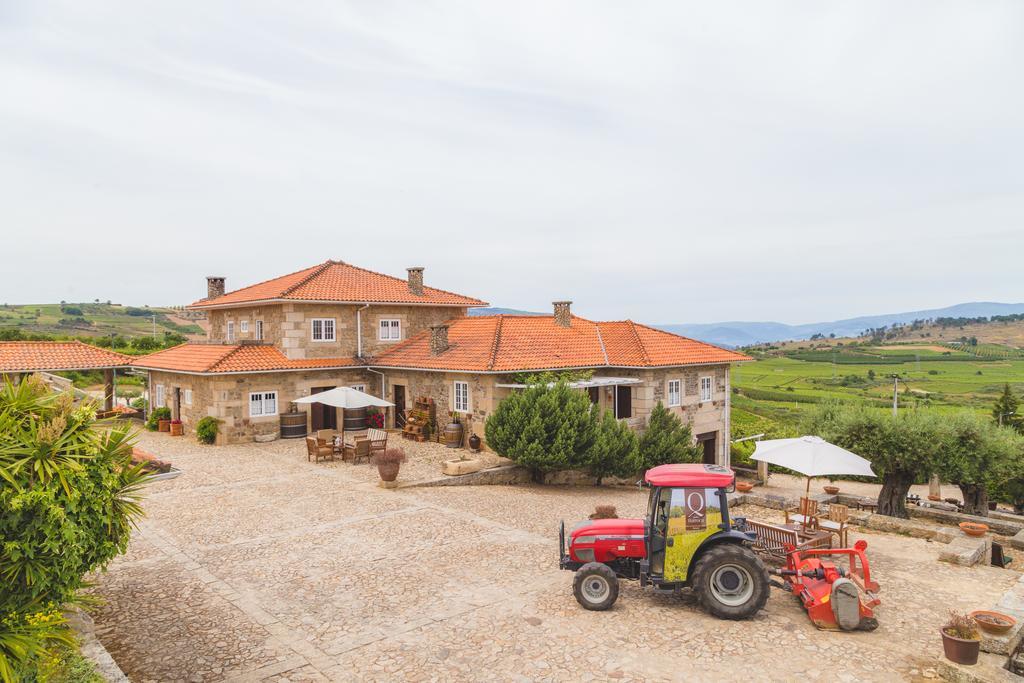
[151,315,157,338]
[890,374,900,416]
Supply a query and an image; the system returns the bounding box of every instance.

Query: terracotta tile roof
[370,315,750,372]
[189,260,487,309]
[131,344,363,374]
[0,341,133,372]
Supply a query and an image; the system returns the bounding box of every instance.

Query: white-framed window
[255,320,264,340]
[226,321,235,342]
[453,381,470,412]
[351,384,366,392]
[379,319,401,341]
[240,320,249,333]
[700,376,713,402]
[249,391,278,417]
[311,318,335,342]
[667,379,681,407]
[155,384,165,407]
[183,388,193,406]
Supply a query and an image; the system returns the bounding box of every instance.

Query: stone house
[131,259,749,465]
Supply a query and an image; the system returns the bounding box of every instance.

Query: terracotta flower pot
[169,422,184,436]
[959,522,989,537]
[823,485,840,495]
[377,462,400,482]
[736,482,754,493]
[940,629,980,665]
[970,610,1016,635]
[158,419,171,432]
[927,494,942,502]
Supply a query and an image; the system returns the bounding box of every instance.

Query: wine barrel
[444,421,464,448]
[279,411,307,439]
[343,406,368,432]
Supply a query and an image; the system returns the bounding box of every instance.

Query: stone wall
[149,368,378,443]
[206,303,466,359]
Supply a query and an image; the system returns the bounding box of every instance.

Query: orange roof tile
[189,260,487,309]
[370,315,750,372]
[131,344,363,374]
[0,341,133,372]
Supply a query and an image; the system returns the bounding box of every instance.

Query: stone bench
[938,535,991,567]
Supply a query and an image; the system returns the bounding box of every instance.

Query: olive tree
[933,414,1021,516]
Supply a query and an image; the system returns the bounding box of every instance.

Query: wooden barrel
[444,421,464,448]
[279,411,307,439]
[343,406,368,432]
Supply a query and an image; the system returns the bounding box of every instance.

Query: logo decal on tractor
[683,488,707,531]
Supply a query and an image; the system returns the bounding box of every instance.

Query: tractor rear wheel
[573,562,619,611]
[691,544,769,620]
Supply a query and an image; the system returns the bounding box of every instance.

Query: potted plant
[146,406,172,432]
[169,419,184,436]
[940,611,980,665]
[373,447,407,486]
[959,522,989,537]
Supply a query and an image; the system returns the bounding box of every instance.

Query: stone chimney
[407,267,424,296]
[206,276,226,300]
[429,324,449,355]
[553,301,572,328]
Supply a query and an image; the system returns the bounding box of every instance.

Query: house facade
[131,259,749,465]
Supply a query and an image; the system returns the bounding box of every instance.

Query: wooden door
[697,431,717,465]
[615,386,632,419]
[393,384,406,428]
[310,386,337,431]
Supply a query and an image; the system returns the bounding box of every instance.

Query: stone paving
[89,432,1021,682]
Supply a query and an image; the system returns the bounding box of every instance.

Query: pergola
[0,341,134,410]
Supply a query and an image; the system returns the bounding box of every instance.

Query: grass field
[0,302,204,339]
[730,342,1024,458]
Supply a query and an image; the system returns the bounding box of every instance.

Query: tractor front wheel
[691,544,769,620]
[573,562,619,611]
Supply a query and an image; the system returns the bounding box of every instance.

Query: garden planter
[444,421,464,448]
[169,422,183,436]
[940,629,980,665]
[970,611,1016,635]
[959,522,989,537]
[927,494,942,502]
[377,462,401,482]
[158,419,171,432]
[468,433,481,452]
[736,482,754,493]
[823,485,840,495]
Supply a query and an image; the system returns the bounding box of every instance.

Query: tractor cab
[560,464,770,619]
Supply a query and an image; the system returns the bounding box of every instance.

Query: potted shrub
[195,416,220,445]
[169,419,184,436]
[146,406,171,432]
[941,611,980,665]
[373,447,407,486]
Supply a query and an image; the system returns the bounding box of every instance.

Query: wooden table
[856,499,878,513]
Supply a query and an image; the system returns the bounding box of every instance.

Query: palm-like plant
[0,377,151,681]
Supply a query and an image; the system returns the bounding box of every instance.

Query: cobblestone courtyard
[91,432,1019,682]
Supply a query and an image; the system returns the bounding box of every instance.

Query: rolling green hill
[0,302,204,340]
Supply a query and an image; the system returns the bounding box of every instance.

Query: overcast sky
[2,2,1022,325]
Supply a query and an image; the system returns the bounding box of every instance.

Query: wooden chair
[316,429,339,445]
[344,438,371,464]
[785,497,819,531]
[748,519,832,558]
[818,504,850,548]
[366,428,388,457]
[305,436,334,463]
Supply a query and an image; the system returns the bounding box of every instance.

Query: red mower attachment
[771,540,880,631]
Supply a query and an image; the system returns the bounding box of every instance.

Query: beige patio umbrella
[751,436,875,496]
[293,386,394,430]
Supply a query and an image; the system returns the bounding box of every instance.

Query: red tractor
[559,463,771,619]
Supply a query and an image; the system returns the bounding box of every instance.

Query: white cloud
[1,0,1021,323]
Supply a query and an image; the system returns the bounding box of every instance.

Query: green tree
[636,402,702,471]
[805,402,939,519]
[585,410,639,484]
[992,383,1022,433]
[0,377,150,677]
[484,381,598,480]
[933,413,1021,516]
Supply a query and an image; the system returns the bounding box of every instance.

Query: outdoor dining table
[856,499,878,513]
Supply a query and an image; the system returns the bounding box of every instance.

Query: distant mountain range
[655,302,1024,348]
[471,302,1024,348]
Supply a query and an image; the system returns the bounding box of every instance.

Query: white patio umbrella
[751,436,875,496]
[293,386,394,432]
[293,386,393,409]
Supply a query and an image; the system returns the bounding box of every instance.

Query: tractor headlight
[575,548,595,562]
[574,536,597,545]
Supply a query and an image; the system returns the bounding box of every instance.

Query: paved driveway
[92,432,1017,682]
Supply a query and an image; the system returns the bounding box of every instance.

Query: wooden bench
[747,519,832,558]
